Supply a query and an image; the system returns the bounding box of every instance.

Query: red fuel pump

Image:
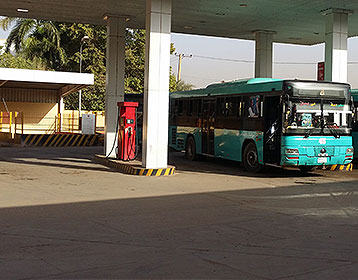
[117,102,139,161]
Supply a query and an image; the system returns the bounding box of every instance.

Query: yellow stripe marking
[139,169,145,176]
[77,135,86,146]
[81,135,90,146]
[24,135,31,144]
[43,135,54,147]
[331,164,337,171]
[33,134,45,147]
[49,134,60,147]
[339,165,345,171]
[65,135,75,147]
[147,169,153,176]
[164,168,170,176]
[89,135,97,146]
[28,135,38,146]
[57,134,70,147]
[53,134,64,147]
[71,135,80,147]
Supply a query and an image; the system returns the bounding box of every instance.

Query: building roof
[0,68,94,97]
[1,1,358,45]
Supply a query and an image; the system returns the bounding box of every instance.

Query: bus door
[202,99,216,155]
[264,95,281,163]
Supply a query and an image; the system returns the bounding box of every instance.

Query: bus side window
[247,95,261,118]
[198,100,202,116]
[170,101,175,119]
[187,100,193,116]
[226,97,238,117]
[244,96,250,118]
[183,100,190,116]
[192,99,198,116]
[238,99,245,118]
[217,97,225,116]
[178,100,183,116]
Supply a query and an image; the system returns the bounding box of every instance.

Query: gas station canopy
[1,1,358,45]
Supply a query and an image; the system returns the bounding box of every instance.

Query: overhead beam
[0,80,8,87]
[58,84,85,97]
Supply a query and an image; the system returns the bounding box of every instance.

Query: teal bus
[169,78,354,172]
[351,89,358,160]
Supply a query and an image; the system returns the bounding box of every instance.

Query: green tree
[0,17,192,110]
[174,79,194,92]
[0,17,65,68]
[0,51,45,69]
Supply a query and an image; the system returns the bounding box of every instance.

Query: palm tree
[0,17,66,69]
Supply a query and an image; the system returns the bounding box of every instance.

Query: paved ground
[0,147,358,279]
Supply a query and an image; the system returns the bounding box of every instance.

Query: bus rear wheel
[185,136,198,161]
[243,142,262,173]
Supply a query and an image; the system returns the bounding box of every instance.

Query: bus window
[238,99,244,118]
[178,100,183,116]
[217,98,225,116]
[198,99,202,116]
[247,95,261,118]
[226,97,238,117]
[182,100,190,116]
[193,99,198,116]
[187,100,193,116]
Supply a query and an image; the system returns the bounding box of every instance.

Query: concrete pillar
[254,31,274,78]
[323,8,353,83]
[104,16,126,157]
[143,0,172,169]
[58,96,64,132]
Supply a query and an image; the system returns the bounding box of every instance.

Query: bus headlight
[286,148,299,155]
[346,148,354,154]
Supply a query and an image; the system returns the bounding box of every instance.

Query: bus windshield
[287,81,349,102]
[284,82,352,135]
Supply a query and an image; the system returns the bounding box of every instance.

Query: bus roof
[170,78,284,99]
[170,78,351,99]
[351,89,358,102]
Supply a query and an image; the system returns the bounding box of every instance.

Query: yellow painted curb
[318,163,353,171]
[94,155,175,176]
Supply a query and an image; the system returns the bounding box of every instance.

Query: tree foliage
[0,50,45,69]
[0,17,194,110]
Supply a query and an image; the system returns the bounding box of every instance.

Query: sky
[2,20,358,89]
[170,33,358,89]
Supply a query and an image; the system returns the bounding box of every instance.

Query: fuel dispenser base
[94,155,175,176]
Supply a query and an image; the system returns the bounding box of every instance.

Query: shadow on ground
[1,180,358,279]
[0,147,326,178]
[169,150,323,178]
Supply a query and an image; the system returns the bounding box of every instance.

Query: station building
[0,68,93,142]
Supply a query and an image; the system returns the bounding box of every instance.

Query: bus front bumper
[282,154,353,166]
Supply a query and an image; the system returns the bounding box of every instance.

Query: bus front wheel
[243,142,262,173]
[185,136,198,161]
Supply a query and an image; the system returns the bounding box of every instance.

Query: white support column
[323,8,353,83]
[58,96,64,132]
[254,30,274,78]
[104,16,126,157]
[143,0,172,169]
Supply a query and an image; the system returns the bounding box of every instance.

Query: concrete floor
[0,147,358,279]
